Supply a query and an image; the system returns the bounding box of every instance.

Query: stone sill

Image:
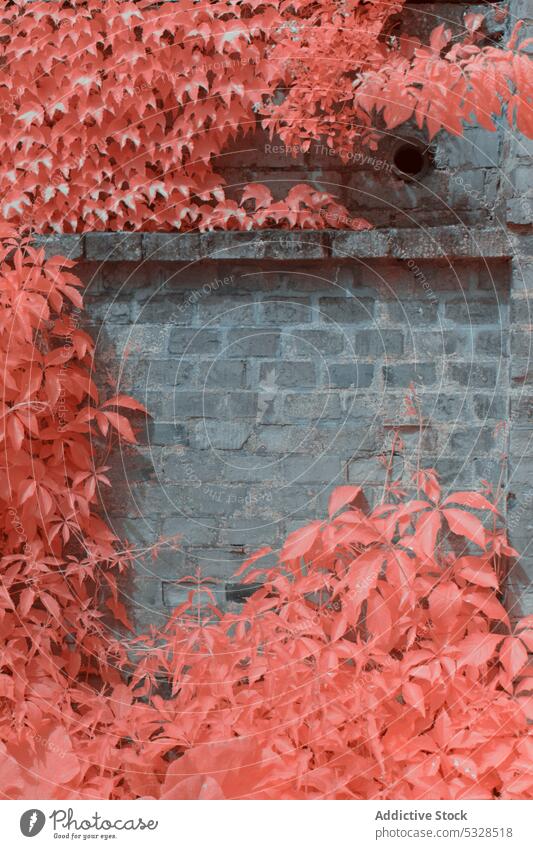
[34,226,514,263]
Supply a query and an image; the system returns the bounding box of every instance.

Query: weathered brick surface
[79,252,517,624]
[63,0,531,624]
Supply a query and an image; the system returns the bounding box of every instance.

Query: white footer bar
[4,800,532,849]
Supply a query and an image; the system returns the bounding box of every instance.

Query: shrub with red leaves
[138,479,533,800]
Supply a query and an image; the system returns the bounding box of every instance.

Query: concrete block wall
[33,0,532,631]
[48,228,519,632]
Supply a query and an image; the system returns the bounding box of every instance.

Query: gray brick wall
[68,247,518,630]
[32,0,532,631]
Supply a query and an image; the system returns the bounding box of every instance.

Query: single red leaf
[328,485,363,518]
[500,637,528,679]
[443,508,486,547]
[103,411,137,443]
[40,592,61,619]
[442,491,499,513]
[456,633,502,667]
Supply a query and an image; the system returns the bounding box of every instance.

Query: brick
[248,484,325,519]
[219,452,282,483]
[143,232,200,261]
[341,392,380,420]
[510,330,532,357]
[222,391,258,418]
[510,165,533,194]
[510,396,533,426]
[220,231,326,260]
[112,517,163,549]
[449,169,497,209]
[99,325,170,357]
[193,421,253,450]
[219,520,283,550]
[143,544,191,580]
[510,296,533,325]
[169,328,220,355]
[512,234,533,261]
[384,299,438,324]
[472,394,508,420]
[282,455,341,483]
[254,394,283,425]
[283,329,345,357]
[510,428,533,456]
[87,297,132,323]
[172,547,245,581]
[107,448,161,484]
[85,232,142,261]
[162,448,219,483]
[146,421,188,445]
[397,426,438,454]
[198,295,255,325]
[474,260,510,291]
[259,297,312,323]
[507,197,533,226]
[145,231,326,261]
[145,359,195,388]
[353,329,404,357]
[474,457,504,485]
[197,359,246,388]
[347,456,388,484]
[172,391,225,419]
[283,392,341,419]
[421,393,470,420]
[226,328,280,357]
[445,297,499,324]
[129,578,164,630]
[326,363,374,388]
[318,296,375,323]
[135,483,245,518]
[136,294,196,324]
[383,363,436,387]
[252,424,382,456]
[509,456,533,487]
[447,363,498,388]
[434,458,475,489]
[412,330,468,357]
[259,360,315,388]
[511,361,533,387]
[449,427,496,454]
[476,330,507,356]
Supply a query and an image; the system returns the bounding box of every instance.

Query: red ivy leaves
[126,478,533,800]
[0,0,531,234]
[0,0,368,233]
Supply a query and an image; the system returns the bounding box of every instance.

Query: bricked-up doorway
[38,227,529,632]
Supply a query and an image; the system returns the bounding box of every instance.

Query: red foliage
[0,238,531,799]
[138,480,533,800]
[0,229,141,797]
[0,0,530,232]
[265,2,533,152]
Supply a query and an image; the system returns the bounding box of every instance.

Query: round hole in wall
[392,140,431,180]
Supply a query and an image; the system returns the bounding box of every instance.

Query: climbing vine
[0,0,531,232]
